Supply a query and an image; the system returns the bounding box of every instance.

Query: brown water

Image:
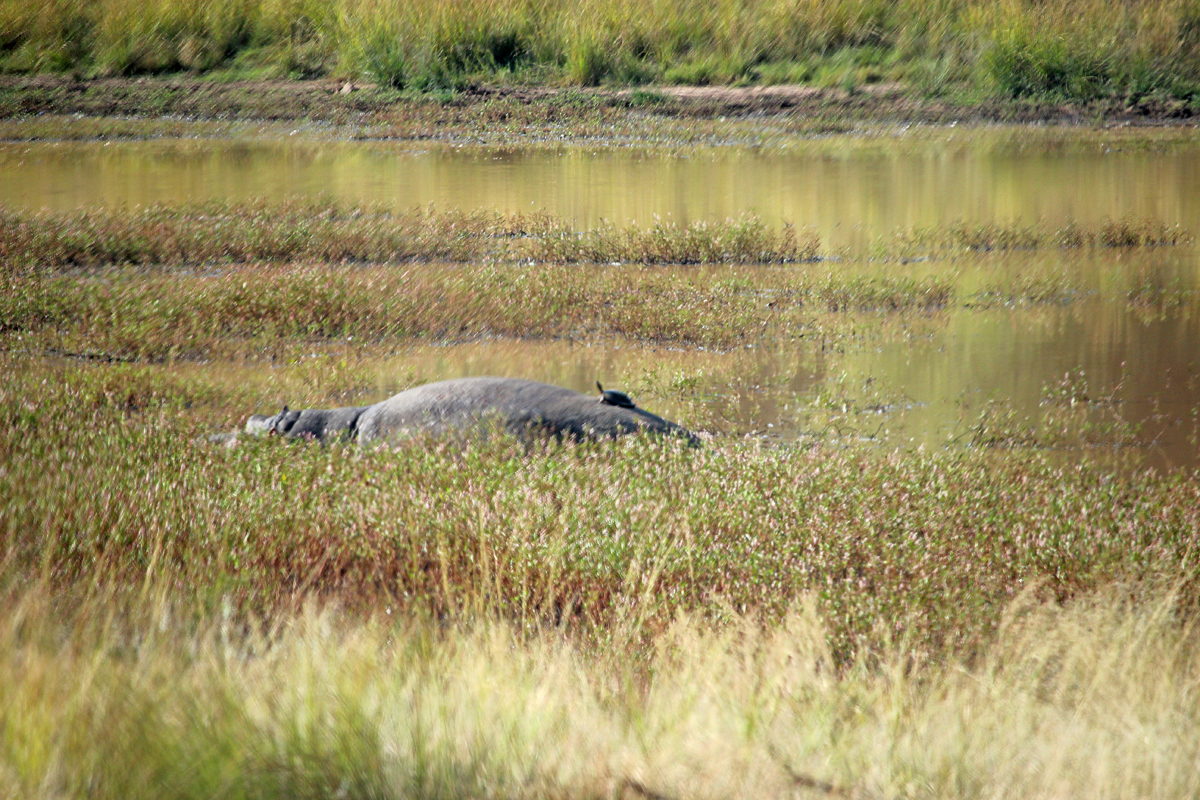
[4,131,1198,468]
[5,131,1200,249]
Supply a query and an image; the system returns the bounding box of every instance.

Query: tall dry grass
[2,0,1199,98]
[1,583,1197,799]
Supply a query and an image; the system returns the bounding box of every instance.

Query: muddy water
[4,131,1200,249]
[3,131,1198,468]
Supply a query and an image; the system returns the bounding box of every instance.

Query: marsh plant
[0,203,818,271]
[1,188,1198,798]
[3,204,1180,276]
[5,202,1188,363]
[1,353,1199,799]
[3,357,1198,659]
[4,0,1200,103]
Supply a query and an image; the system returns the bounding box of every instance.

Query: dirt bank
[2,76,1196,141]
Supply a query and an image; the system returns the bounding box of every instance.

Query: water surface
[5,131,1200,249]
[5,131,1198,468]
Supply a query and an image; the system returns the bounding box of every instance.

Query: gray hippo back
[355,377,695,445]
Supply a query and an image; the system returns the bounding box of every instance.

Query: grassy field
[1,350,1199,799]
[2,581,1199,800]
[1,191,1199,796]
[3,0,1200,106]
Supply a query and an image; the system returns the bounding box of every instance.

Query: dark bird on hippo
[596,381,636,409]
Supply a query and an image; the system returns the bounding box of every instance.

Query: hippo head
[244,405,300,437]
[267,405,302,436]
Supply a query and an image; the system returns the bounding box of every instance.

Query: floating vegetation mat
[1,202,1189,272]
[0,202,819,270]
[884,218,1192,258]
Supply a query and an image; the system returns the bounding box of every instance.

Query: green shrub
[985,23,1110,99]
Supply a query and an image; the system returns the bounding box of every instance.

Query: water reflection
[4,133,1200,250]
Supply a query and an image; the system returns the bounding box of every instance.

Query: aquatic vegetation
[0,354,1196,798]
[887,218,1192,259]
[2,356,1198,660]
[521,214,820,265]
[0,106,1196,798]
[0,114,240,141]
[0,178,1197,795]
[1128,280,1195,312]
[1,202,1184,274]
[0,203,817,271]
[0,261,952,358]
[5,202,1192,360]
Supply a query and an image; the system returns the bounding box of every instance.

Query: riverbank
[5,0,1200,107]
[2,76,1197,146]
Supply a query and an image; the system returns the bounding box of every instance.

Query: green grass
[3,0,1200,103]
[2,357,1198,659]
[884,218,1192,258]
[3,203,1182,276]
[5,202,1190,360]
[2,262,950,362]
[0,202,819,270]
[1,351,1199,798]
[2,190,1198,797]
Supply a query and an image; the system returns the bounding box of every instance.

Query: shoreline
[3,76,1198,143]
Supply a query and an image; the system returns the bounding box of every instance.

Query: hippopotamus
[225,377,697,447]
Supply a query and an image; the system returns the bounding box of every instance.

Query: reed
[2,0,1199,101]
[1,583,1198,800]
